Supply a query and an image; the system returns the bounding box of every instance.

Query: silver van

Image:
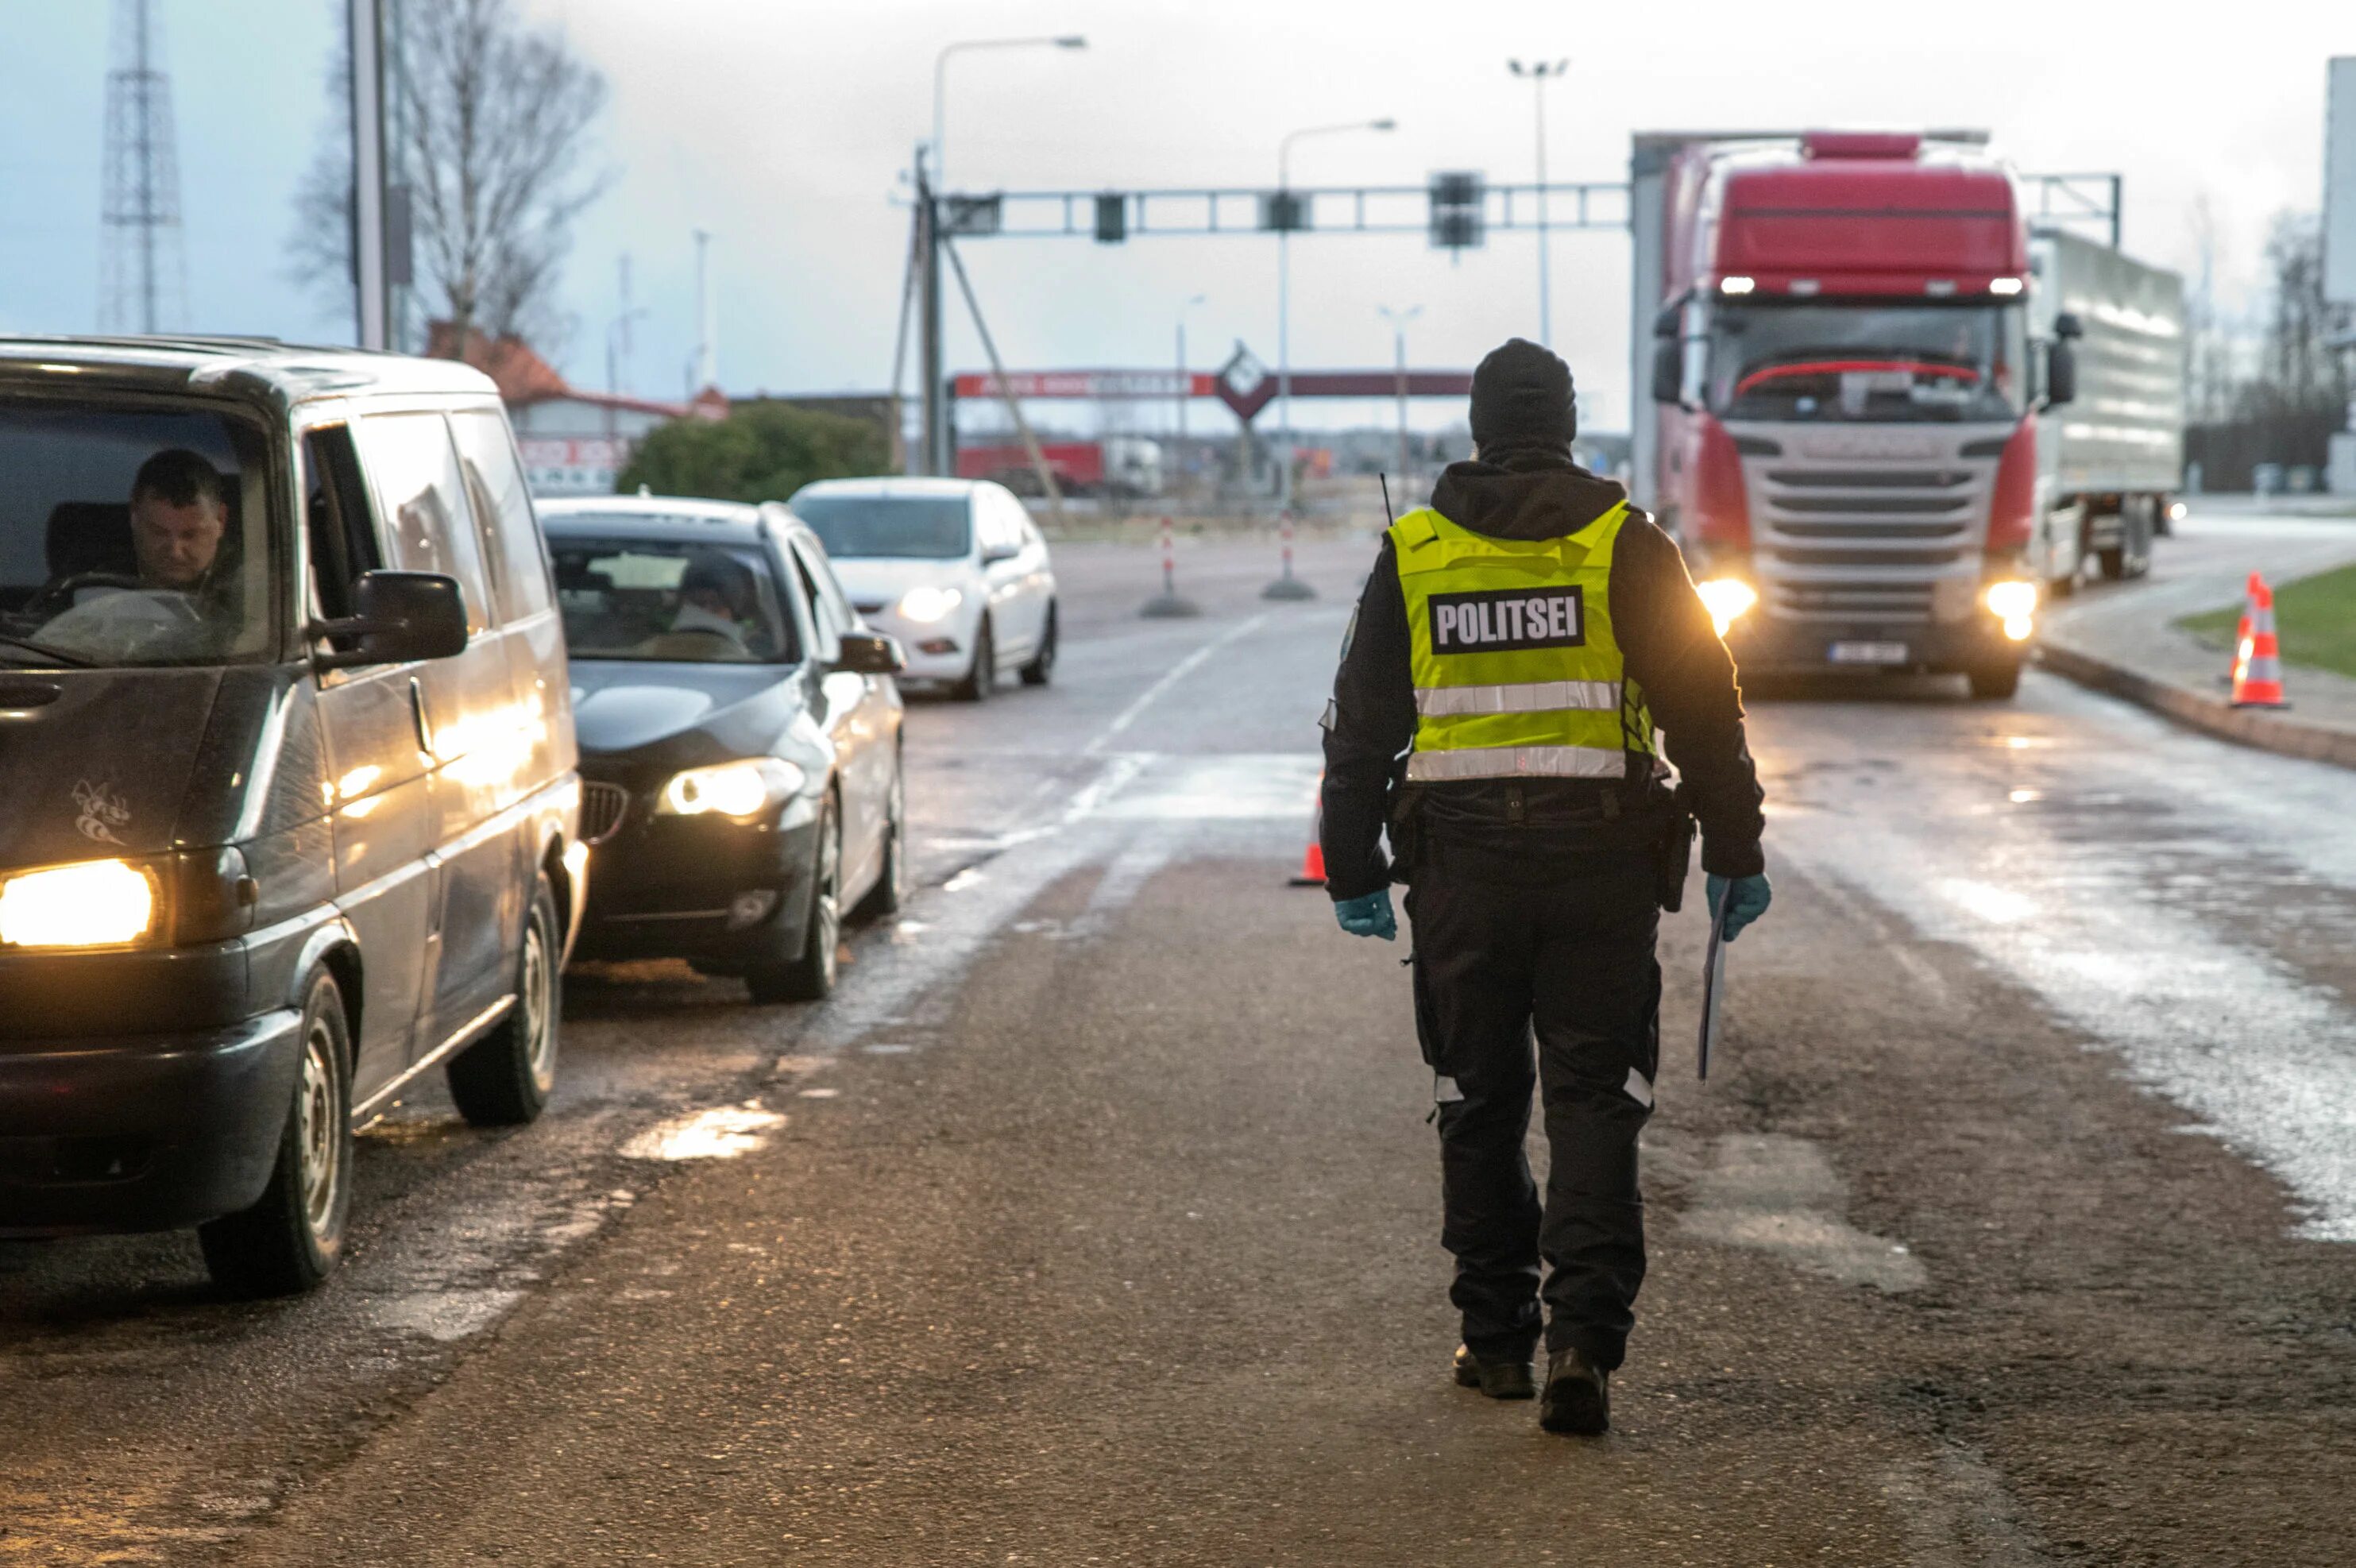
[0,338,582,1293]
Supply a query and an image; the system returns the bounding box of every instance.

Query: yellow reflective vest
[1386,502,1656,782]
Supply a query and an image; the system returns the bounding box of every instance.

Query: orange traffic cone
[2230,571,2288,709]
[1289,773,1328,886]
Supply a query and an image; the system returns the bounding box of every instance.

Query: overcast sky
[2,0,2351,434]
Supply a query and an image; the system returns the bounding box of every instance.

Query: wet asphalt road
[9,519,2356,1564]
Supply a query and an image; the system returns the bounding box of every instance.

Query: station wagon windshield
[550,538,797,662]
[0,403,276,666]
[791,493,970,559]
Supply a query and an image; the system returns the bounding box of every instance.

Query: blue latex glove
[1706,873,1772,942]
[1334,888,1397,941]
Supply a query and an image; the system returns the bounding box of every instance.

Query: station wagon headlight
[658,758,805,821]
[894,585,964,624]
[1695,577,1759,639]
[0,859,159,948]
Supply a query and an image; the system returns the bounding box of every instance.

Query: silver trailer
[2027,230,2187,585]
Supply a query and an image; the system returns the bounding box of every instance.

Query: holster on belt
[1385,778,1423,886]
[1655,782,1697,913]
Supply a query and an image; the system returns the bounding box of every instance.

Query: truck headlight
[0,859,159,948]
[1983,579,2038,642]
[657,758,805,821]
[1695,577,1759,638]
[894,585,964,624]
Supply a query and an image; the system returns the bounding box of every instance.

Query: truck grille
[1748,449,1997,624]
[581,782,631,845]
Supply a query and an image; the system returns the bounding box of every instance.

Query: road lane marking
[1085,612,1269,755]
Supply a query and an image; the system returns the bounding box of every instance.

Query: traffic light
[1260,191,1310,233]
[942,195,1003,237]
[1428,171,1485,251]
[1095,192,1128,244]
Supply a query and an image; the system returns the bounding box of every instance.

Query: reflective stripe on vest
[1385,501,1655,781]
[1413,679,1621,717]
[1405,743,1628,782]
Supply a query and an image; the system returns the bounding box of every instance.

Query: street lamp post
[933,34,1087,193]
[1176,293,1207,484]
[1277,117,1395,514]
[1508,58,1569,349]
[1378,304,1423,486]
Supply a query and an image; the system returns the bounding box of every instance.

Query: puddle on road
[1681,1134,1928,1293]
[620,1103,786,1162]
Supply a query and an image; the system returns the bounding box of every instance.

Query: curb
[2037,639,2356,771]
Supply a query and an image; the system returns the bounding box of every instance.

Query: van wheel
[1019,604,1057,686]
[952,619,995,702]
[851,758,906,923]
[199,968,353,1296]
[447,875,562,1126]
[1968,661,2022,701]
[749,794,840,1003]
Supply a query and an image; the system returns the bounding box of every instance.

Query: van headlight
[894,585,964,624]
[1694,577,1759,638]
[657,758,805,821]
[0,858,160,948]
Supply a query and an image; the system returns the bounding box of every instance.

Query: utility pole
[100,0,186,334]
[1509,58,1570,349]
[1379,304,1422,485]
[1176,293,1206,475]
[692,230,716,394]
[1277,118,1396,512]
[917,150,948,476]
[345,0,391,348]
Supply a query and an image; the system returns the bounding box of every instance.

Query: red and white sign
[952,370,1219,400]
[519,436,634,497]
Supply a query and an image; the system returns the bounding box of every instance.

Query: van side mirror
[311,570,468,670]
[1651,338,1687,407]
[2045,340,2079,409]
[980,542,1020,566]
[835,629,906,676]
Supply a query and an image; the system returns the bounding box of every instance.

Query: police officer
[1321,338,1770,1436]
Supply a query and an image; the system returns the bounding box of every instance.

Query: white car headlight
[894,585,964,624]
[657,758,805,821]
[0,858,159,948]
[1694,577,1759,639]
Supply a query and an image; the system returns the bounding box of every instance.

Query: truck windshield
[0,403,276,668]
[1706,302,2027,423]
[790,493,970,560]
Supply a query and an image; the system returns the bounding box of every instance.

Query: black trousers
[1405,855,1660,1370]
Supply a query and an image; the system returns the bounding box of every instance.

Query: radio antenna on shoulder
[1380,473,1396,526]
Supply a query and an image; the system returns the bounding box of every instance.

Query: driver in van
[128,449,230,593]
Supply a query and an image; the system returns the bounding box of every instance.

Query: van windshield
[548,537,798,663]
[790,493,970,560]
[0,404,276,667]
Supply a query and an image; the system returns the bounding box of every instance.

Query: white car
[787,477,1056,701]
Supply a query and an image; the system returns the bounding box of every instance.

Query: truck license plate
[1828,641,1909,664]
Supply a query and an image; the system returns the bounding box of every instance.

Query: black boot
[1452,1343,1535,1400]
[1539,1347,1609,1435]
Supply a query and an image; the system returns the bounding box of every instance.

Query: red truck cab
[1636,131,2056,697]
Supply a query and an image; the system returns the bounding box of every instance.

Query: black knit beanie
[1469,337,1576,455]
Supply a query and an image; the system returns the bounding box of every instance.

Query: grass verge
[2179,562,2356,679]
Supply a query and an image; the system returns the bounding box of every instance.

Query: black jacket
[1319,454,1766,900]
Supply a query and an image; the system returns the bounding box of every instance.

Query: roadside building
[424,321,715,496]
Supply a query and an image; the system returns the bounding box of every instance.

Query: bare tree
[288,0,608,352]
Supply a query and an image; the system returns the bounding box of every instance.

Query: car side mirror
[834,629,906,676]
[980,542,1020,566]
[1651,338,1687,407]
[311,570,469,670]
[2045,339,2079,409]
